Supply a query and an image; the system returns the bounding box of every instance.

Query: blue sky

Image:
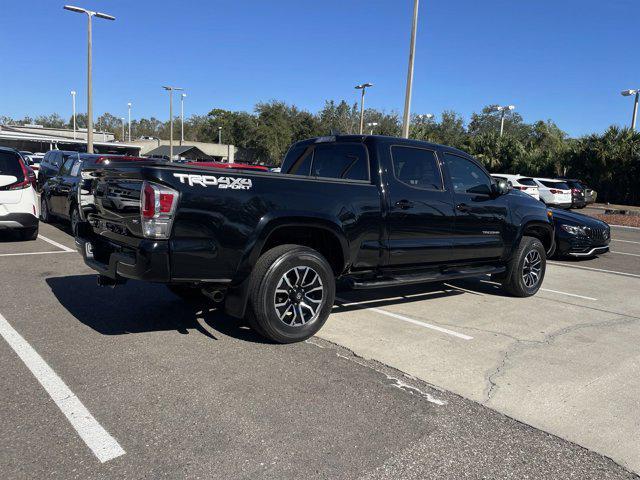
[0,0,638,137]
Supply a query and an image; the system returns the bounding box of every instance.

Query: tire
[167,284,207,303]
[70,205,80,237]
[20,225,39,241]
[40,196,51,223]
[501,236,546,297]
[246,244,335,344]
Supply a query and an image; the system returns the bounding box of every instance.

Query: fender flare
[224,212,349,319]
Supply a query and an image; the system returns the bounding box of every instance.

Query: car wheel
[40,196,50,223]
[70,205,80,236]
[246,244,335,343]
[20,225,39,241]
[501,236,546,297]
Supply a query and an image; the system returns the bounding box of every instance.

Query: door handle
[395,199,414,210]
[456,203,470,212]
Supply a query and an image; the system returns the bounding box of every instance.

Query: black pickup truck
[76,135,554,343]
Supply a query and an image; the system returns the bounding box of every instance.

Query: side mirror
[492,178,510,196]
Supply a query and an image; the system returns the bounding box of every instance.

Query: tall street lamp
[63,5,115,154]
[492,105,515,137]
[162,86,183,161]
[127,102,132,142]
[355,83,373,135]
[366,122,378,135]
[180,93,187,144]
[218,126,222,144]
[70,90,77,139]
[401,0,420,138]
[621,89,639,131]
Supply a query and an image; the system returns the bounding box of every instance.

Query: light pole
[401,0,420,138]
[162,86,183,161]
[70,90,77,139]
[492,105,515,137]
[127,102,132,141]
[621,89,639,131]
[366,122,378,135]
[416,113,434,122]
[218,126,222,144]
[355,83,373,135]
[64,5,115,154]
[180,93,187,144]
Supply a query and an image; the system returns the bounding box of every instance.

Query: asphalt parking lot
[1,222,639,479]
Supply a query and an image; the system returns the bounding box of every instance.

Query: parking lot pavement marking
[610,250,640,257]
[540,288,598,301]
[0,312,125,463]
[612,239,640,245]
[0,250,75,257]
[335,297,473,340]
[548,261,640,279]
[37,234,75,252]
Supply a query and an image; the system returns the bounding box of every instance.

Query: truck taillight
[140,181,178,239]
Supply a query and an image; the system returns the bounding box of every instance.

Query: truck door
[440,151,509,261]
[385,145,456,267]
[49,157,75,216]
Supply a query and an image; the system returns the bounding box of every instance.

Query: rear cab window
[281,142,370,182]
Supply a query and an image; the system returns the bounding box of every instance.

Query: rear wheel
[40,196,51,223]
[246,244,335,343]
[501,236,546,297]
[70,205,80,236]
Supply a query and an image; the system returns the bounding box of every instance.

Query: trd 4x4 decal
[173,173,253,190]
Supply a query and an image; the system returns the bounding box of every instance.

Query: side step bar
[347,265,506,290]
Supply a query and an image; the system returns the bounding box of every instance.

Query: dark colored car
[562,179,587,209]
[40,153,150,234]
[550,208,610,257]
[37,150,77,192]
[75,135,555,343]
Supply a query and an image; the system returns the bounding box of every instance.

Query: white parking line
[0,251,74,257]
[548,261,640,279]
[612,239,640,245]
[0,313,125,463]
[335,296,473,340]
[610,251,640,258]
[540,288,597,301]
[38,234,74,252]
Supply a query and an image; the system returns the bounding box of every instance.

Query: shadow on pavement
[46,274,271,344]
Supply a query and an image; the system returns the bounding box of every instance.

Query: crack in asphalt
[482,315,640,403]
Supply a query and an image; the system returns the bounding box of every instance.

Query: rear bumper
[547,202,572,209]
[0,212,38,230]
[75,233,171,282]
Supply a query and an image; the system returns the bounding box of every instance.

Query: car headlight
[560,224,587,235]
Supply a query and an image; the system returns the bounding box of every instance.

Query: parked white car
[491,174,540,201]
[0,147,39,240]
[532,178,572,208]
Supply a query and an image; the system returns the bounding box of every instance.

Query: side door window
[391,146,443,190]
[442,152,491,195]
[59,158,74,176]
